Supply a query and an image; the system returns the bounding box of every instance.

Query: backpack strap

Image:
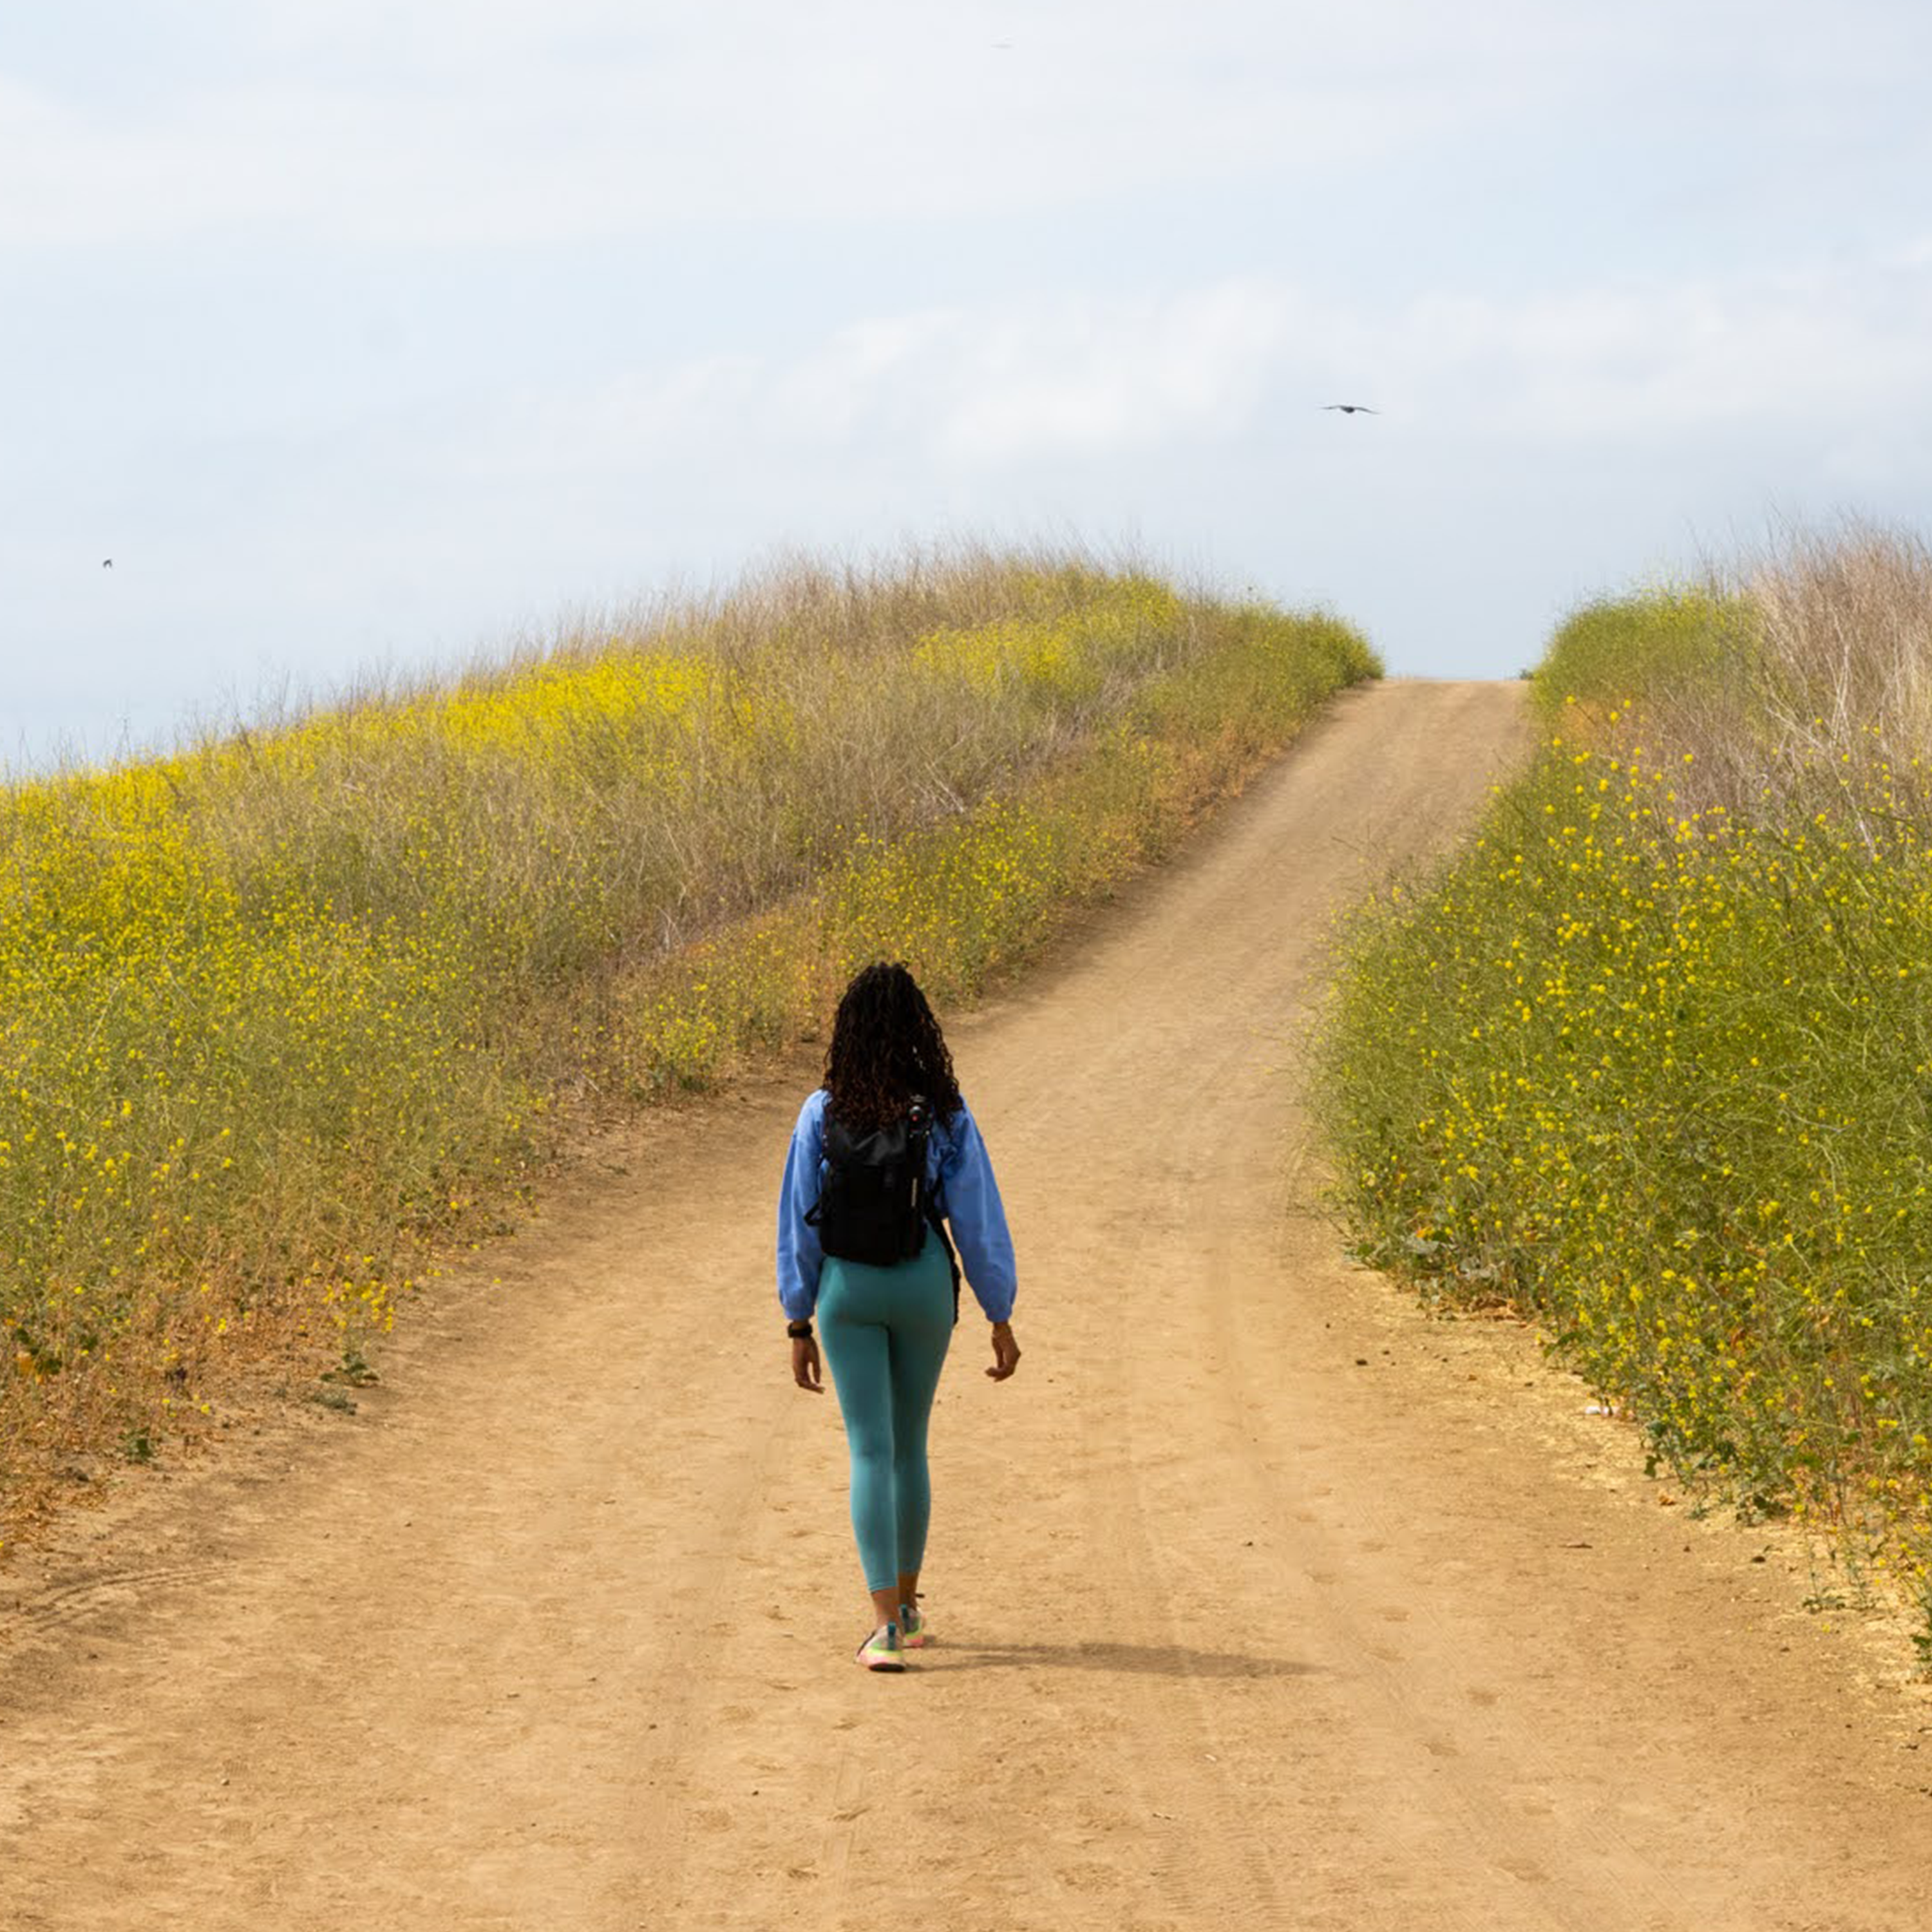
[922,1106,962,1324]
[924,1196,961,1325]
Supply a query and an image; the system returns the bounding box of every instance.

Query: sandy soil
[3,678,1930,1931]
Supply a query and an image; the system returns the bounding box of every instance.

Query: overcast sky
[5,1,1931,768]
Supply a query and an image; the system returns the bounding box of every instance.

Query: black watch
[786,1319,814,1340]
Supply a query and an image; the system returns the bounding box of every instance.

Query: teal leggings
[817,1238,956,1593]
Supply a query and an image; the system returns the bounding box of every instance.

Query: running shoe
[898,1602,930,1649]
[856,1622,905,1672]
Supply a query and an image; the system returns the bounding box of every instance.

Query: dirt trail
[4,679,1930,1931]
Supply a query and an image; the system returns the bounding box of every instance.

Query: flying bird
[1321,404,1378,415]
[102,558,113,568]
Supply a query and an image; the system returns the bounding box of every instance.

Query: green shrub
[1,548,1378,1539]
[1315,527,1932,1644]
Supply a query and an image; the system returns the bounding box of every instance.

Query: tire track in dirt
[3,679,1929,1930]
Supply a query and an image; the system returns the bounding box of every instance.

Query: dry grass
[1320,521,1932,1658]
[1,544,1378,1546]
[1540,520,1932,838]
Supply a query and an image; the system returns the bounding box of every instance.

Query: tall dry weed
[1,545,1376,1544]
[1322,521,1932,1654]
[1553,522,1932,842]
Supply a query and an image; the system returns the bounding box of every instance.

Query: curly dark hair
[823,962,962,1132]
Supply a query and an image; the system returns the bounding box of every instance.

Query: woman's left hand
[986,1320,1021,1381]
[791,1335,824,1392]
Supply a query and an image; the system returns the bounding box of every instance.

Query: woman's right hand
[986,1321,1021,1381]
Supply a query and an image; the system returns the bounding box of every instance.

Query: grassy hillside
[2,549,1378,1542]
[1314,527,1932,1653]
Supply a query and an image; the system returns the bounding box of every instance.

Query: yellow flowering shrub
[1316,540,1932,1653]
[1,551,1377,1540]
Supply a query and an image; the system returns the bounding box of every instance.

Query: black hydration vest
[807,1097,960,1312]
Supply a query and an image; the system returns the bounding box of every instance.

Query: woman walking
[777,962,1021,1671]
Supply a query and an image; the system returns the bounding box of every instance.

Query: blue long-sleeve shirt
[776,1088,1018,1324]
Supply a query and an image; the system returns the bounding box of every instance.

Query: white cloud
[522,355,767,468]
[924,285,1297,462]
[527,260,1932,475]
[1368,267,1932,450]
[11,0,1924,251]
[0,5,1484,246]
[505,282,1300,473]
